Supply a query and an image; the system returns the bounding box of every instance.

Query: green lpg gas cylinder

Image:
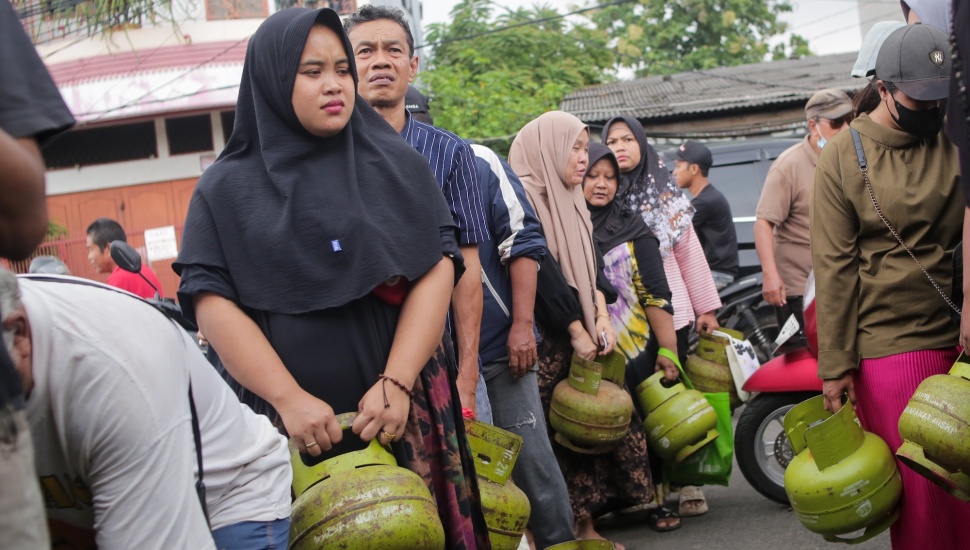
[783,395,901,544]
[465,420,531,550]
[638,349,719,462]
[549,352,634,454]
[289,413,445,550]
[898,354,970,501]
[688,329,743,409]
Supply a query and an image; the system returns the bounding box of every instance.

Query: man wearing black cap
[405,85,434,124]
[673,141,738,289]
[812,23,970,547]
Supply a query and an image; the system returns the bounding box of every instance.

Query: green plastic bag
[661,349,734,487]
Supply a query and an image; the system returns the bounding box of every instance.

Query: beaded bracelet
[378,374,414,409]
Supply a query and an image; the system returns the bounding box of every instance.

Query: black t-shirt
[691,183,739,277]
[0,0,75,143]
[1,0,75,408]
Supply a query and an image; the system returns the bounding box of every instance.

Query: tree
[583,0,811,77]
[14,0,176,45]
[420,0,615,155]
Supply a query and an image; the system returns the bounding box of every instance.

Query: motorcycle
[689,272,780,364]
[734,273,821,504]
[109,240,199,334]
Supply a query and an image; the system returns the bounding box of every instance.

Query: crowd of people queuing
[1,0,970,549]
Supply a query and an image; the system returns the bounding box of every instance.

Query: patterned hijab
[603,115,694,259]
[509,111,598,338]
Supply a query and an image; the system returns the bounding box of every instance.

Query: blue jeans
[474,371,494,424]
[212,518,290,550]
[482,360,575,549]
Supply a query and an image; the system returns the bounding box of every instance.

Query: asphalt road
[594,414,892,550]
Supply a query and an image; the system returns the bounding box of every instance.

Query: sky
[419,0,907,60]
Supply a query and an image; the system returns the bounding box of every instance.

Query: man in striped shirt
[345,6,491,417]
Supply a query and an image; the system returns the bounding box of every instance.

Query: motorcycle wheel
[735,391,820,505]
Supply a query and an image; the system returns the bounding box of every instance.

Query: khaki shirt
[756,135,817,296]
[811,114,962,379]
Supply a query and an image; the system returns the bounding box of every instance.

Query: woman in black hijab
[173,8,489,548]
[584,143,677,383]
[581,142,682,534]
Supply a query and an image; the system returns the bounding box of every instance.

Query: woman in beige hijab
[510,111,636,547]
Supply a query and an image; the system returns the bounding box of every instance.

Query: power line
[74,83,240,117]
[804,12,896,40]
[786,5,860,32]
[71,33,180,116]
[79,35,249,125]
[415,0,638,51]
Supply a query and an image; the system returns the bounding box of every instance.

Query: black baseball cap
[675,141,713,172]
[405,86,430,114]
[874,23,951,101]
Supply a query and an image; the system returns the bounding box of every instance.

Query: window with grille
[206,0,267,20]
[221,110,235,145]
[275,0,355,14]
[166,114,213,155]
[43,121,157,169]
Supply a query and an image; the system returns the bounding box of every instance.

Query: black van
[664,138,801,276]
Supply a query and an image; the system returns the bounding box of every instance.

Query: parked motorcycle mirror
[109,240,160,300]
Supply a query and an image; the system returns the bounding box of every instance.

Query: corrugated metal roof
[561,52,863,124]
[47,39,249,86]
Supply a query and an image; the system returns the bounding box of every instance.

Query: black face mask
[889,98,945,139]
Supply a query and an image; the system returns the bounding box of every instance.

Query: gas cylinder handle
[951,353,970,381]
[290,411,397,497]
[335,411,357,431]
[659,347,694,390]
[822,507,900,545]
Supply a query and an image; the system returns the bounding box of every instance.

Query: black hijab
[584,142,653,254]
[174,8,453,314]
[602,115,694,258]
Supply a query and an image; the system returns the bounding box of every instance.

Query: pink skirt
[855,347,970,550]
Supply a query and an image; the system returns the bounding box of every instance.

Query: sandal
[646,504,681,532]
[678,485,709,517]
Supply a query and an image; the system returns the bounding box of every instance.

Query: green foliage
[46,220,69,239]
[421,0,615,155]
[13,0,174,44]
[421,0,812,152]
[583,0,811,77]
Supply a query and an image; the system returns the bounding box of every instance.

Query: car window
[709,162,764,218]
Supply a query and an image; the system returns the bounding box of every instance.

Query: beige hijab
[509,111,598,338]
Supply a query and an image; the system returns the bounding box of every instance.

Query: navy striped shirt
[401,114,490,245]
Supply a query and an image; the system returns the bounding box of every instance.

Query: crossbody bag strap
[849,128,961,315]
[188,383,209,526]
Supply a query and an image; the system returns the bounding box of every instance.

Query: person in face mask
[754,88,851,332]
[812,22,970,550]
